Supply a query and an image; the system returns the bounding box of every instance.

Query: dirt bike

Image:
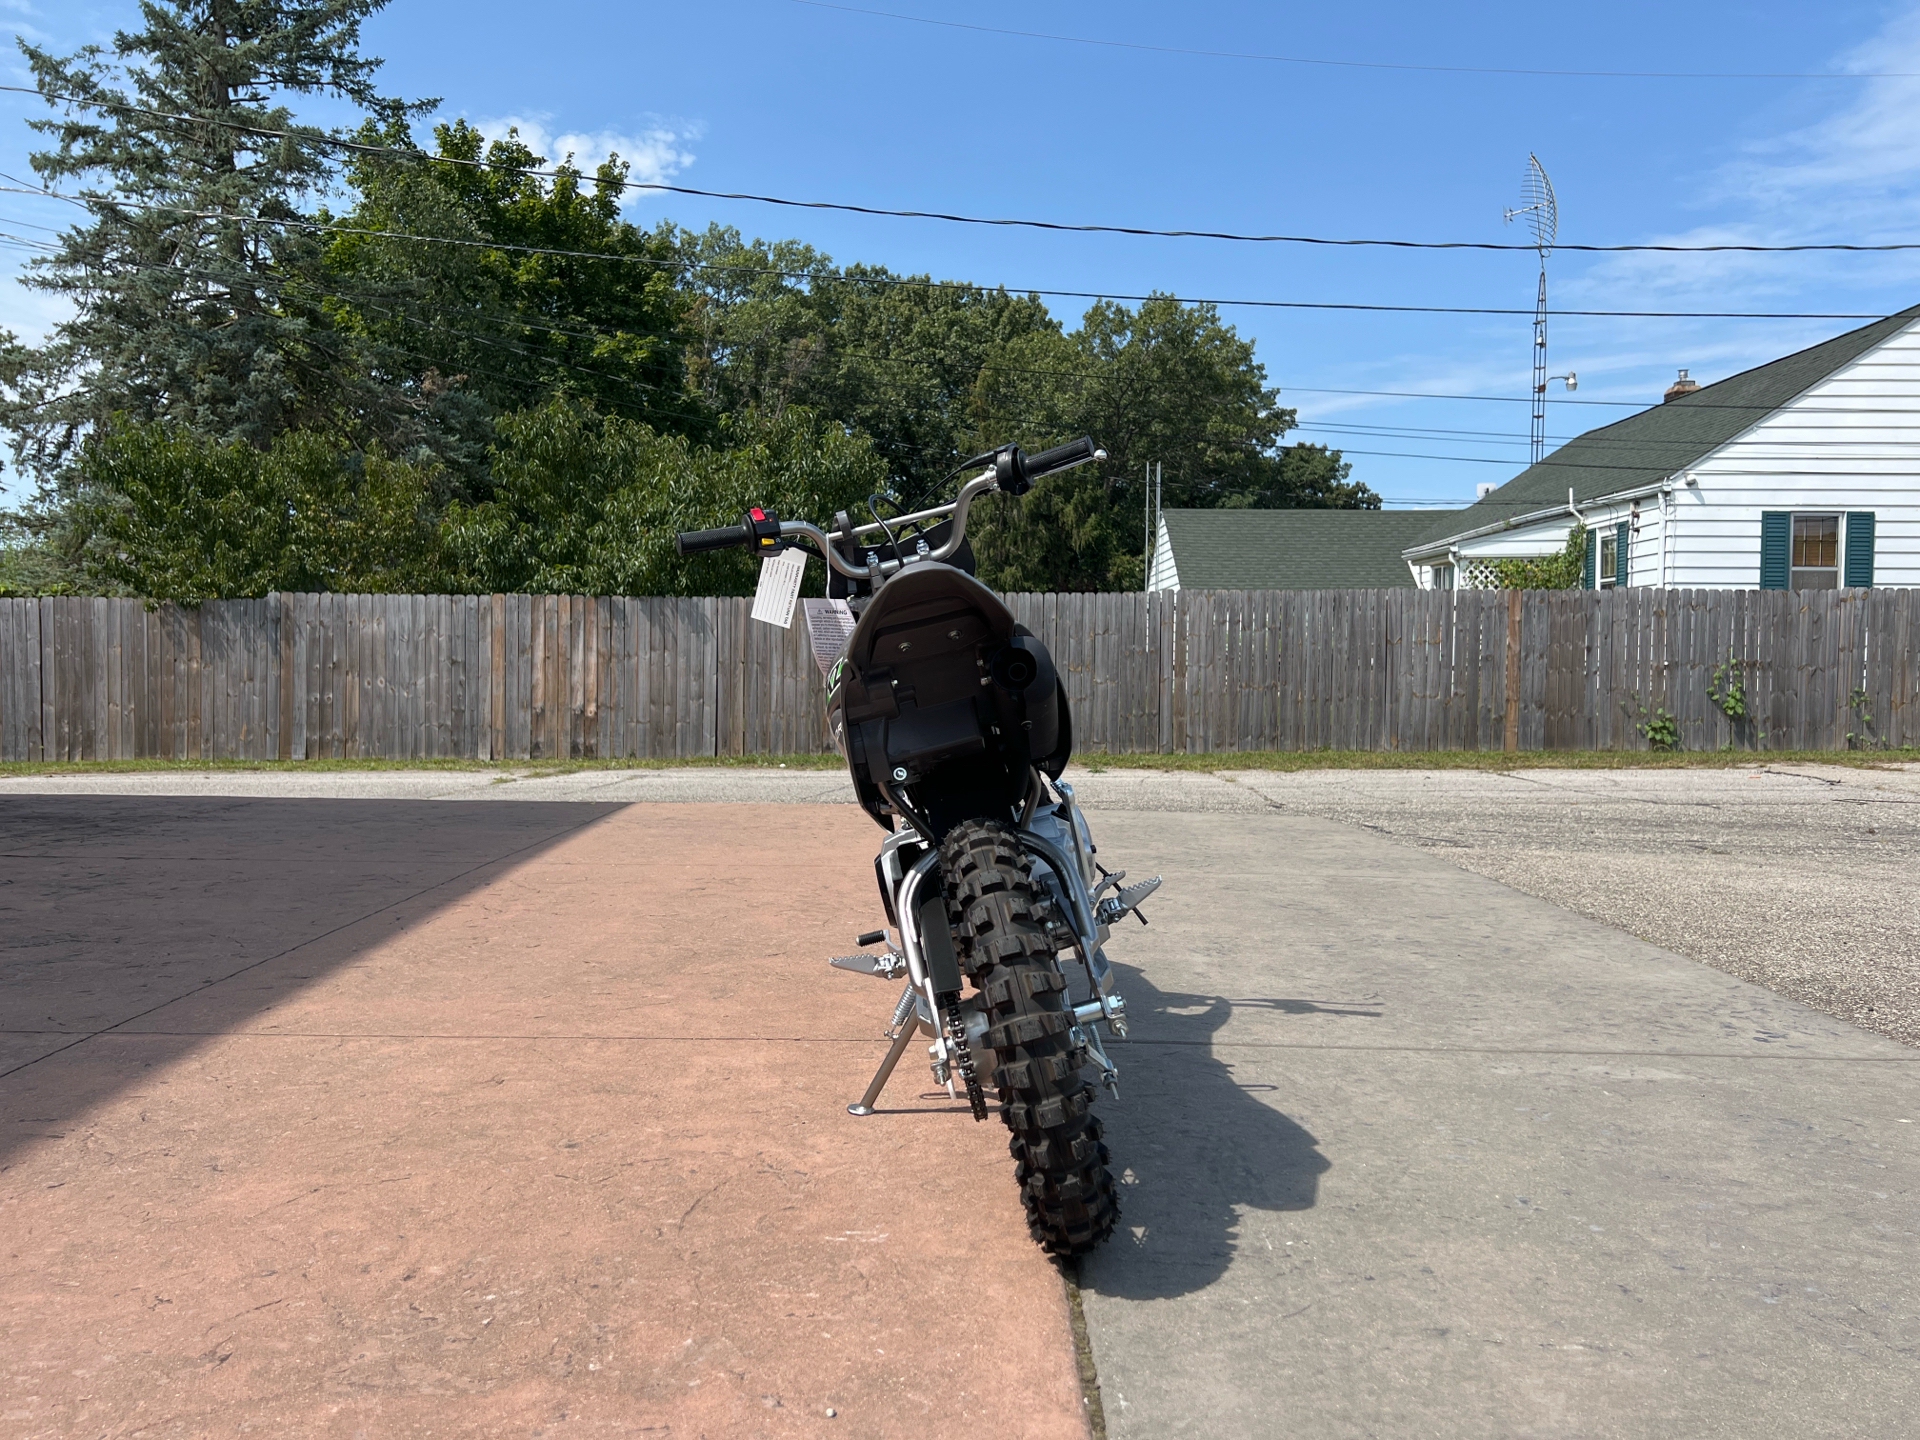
[674,438,1158,1256]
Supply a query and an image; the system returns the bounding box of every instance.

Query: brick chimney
[1664,368,1700,403]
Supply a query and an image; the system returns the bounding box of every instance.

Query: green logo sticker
[827,657,847,693]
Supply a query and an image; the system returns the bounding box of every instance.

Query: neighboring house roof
[1160,508,1461,588]
[1405,303,1920,556]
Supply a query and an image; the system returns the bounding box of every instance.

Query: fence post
[1503,589,1521,752]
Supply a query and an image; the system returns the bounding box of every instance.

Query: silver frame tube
[1014,830,1099,962]
[780,471,999,580]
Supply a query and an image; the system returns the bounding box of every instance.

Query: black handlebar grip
[674,524,752,555]
[1025,435,1100,478]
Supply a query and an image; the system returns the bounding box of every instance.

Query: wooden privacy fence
[2,587,1916,762]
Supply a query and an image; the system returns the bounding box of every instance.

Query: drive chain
[942,992,989,1121]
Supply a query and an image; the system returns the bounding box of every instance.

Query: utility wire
[13,192,1920,456]
[6,81,1920,253]
[1273,382,1920,413]
[1295,418,1920,448]
[3,182,1903,323]
[17,206,1920,437]
[789,0,1918,81]
[16,211,1920,442]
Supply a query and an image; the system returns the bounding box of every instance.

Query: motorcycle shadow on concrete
[1079,962,1356,1301]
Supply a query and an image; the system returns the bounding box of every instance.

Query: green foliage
[70,420,444,600]
[1846,688,1885,750]
[0,514,75,595]
[324,117,701,486]
[1707,649,1749,722]
[1490,521,1587,590]
[0,14,1379,598]
[968,294,1376,592]
[1627,691,1679,751]
[674,245,1374,592]
[2,0,415,487]
[441,399,885,596]
[675,225,1056,496]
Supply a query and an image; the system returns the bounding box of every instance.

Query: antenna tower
[1504,155,1557,467]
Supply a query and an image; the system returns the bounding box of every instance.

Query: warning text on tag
[750,546,808,628]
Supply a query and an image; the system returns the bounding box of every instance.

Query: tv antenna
[1504,154,1573,466]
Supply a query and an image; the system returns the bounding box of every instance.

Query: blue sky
[7,0,1920,507]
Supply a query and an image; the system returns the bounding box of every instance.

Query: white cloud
[1564,8,1920,312]
[1408,6,1920,425]
[471,113,699,199]
[1728,9,1920,210]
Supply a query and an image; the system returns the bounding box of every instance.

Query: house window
[1598,533,1619,587]
[1432,562,1455,590]
[1791,514,1839,589]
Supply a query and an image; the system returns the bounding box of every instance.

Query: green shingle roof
[1406,303,1920,555]
[1160,508,1460,589]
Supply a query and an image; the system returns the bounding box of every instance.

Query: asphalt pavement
[1224,763,1920,1048]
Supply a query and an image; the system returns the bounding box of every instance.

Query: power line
[7,182,1905,324]
[22,209,1920,450]
[1278,383,1638,406]
[1334,448,1545,466]
[0,263,707,438]
[14,189,1920,459]
[8,218,1887,427]
[1295,421,1920,456]
[8,81,1920,253]
[789,0,1916,81]
[18,204,1920,438]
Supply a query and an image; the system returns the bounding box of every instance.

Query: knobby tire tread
[940,818,1118,1257]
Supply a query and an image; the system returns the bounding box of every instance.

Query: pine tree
[1,1,418,493]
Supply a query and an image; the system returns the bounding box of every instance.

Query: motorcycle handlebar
[674,524,752,555]
[676,435,1103,579]
[1024,435,1101,479]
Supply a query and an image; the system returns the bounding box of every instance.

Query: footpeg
[1095,875,1161,926]
[830,950,907,980]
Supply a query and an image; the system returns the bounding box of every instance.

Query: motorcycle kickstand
[847,1018,926,1116]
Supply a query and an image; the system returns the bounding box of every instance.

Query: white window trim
[1789,511,1841,591]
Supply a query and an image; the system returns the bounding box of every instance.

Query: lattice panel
[1459,558,1503,590]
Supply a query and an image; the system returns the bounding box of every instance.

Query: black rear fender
[827,563,1067,832]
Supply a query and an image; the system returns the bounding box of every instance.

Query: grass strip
[2,748,1912,779]
[0,753,847,777]
[1075,748,1912,771]
[1072,747,1919,773]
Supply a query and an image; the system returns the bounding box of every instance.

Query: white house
[1402,306,1920,590]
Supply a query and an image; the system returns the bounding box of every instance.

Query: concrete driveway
[1078,807,1917,1439]
[1,796,1083,1438]
[4,768,1916,1438]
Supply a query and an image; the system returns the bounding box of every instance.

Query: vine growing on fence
[1707,649,1748,723]
[1705,648,1762,749]
[1627,691,1680,751]
[1847,689,1887,751]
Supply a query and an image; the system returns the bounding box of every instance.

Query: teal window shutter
[1759,511,1790,589]
[1583,529,1597,589]
[1844,512,1876,587]
[1615,521,1631,587]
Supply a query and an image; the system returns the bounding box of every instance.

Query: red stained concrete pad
[1,800,1087,1438]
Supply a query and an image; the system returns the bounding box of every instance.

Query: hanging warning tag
[800,598,857,674]
[750,546,807,628]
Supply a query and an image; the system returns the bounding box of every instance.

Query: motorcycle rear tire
[941,819,1118,1256]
